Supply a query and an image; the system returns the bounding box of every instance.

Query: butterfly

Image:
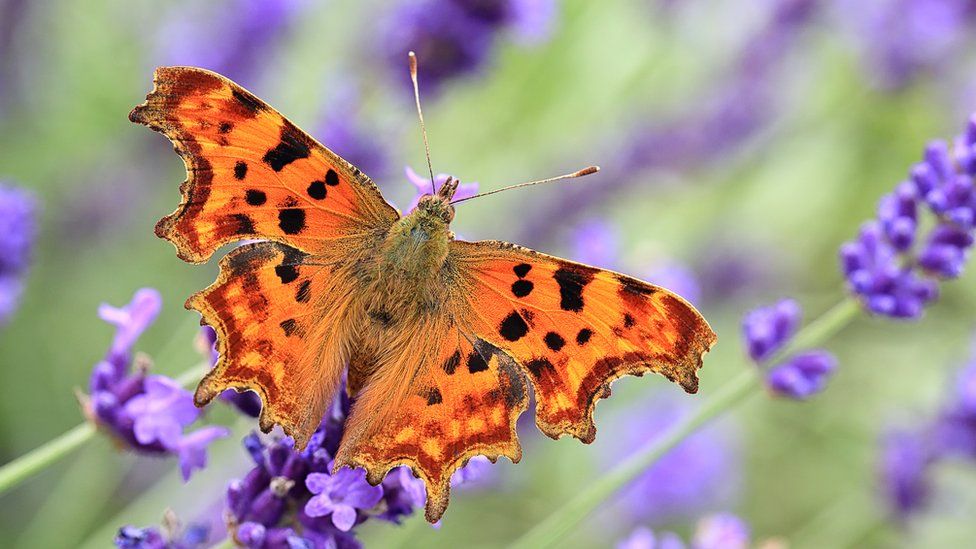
[129,65,716,523]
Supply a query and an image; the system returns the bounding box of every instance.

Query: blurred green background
[3,0,976,547]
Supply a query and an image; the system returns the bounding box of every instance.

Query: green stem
[509,298,862,549]
[0,360,208,498]
[0,422,96,496]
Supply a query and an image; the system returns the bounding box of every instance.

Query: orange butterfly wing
[130,67,397,446]
[335,319,529,522]
[129,66,398,263]
[449,240,717,442]
[331,240,715,522]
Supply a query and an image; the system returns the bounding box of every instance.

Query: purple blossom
[741,300,839,400]
[691,513,750,549]
[615,513,752,549]
[153,0,307,85]
[115,511,211,549]
[601,394,740,524]
[85,289,228,480]
[840,116,976,319]
[839,0,976,90]
[741,299,801,362]
[617,526,685,549]
[0,182,37,325]
[306,466,384,531]
[880,429,933,519]
[765,351,837,400]
[379,0,555,95]
[405,166,478,212]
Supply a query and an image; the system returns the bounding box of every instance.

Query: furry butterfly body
[130,66,716,522]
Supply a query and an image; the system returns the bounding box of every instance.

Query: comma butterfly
[129,58,716,522]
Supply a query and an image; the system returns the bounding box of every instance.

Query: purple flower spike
[766,351,837,400]
[125,375,200,448]
[177,425,231,481]
[0,182,38,325]
[305,466,384,531]
[99,288,163,361]
[741,299,802,362]
[114,526,166,549]
[692,513,750,549]
[841,113,976,318]
[880,429,932,519]
[404,166,478,212]
[617,526,687,549]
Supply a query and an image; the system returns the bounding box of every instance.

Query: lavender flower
[741,299,801,362]
[601,394,740,524]
[880,429,934,519]
[765,351,837,400]
[84,289,229,480]
[0,182,37,325]
[115,510,210,549]
[380,0,555,95]
[153,0,306,85]
[616,513,752,549]
[306,465,384,531]
[741,300,837,399]
[840,116,976,319]
[225,376,498,545]
[405,166,478,212]
[839,0,976,90]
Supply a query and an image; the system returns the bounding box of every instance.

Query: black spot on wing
[467,351,489,373]
[218,122,233,134]
[234,161,248,180]
[513,263,531,278]
[275,264,299,284]
[442,351,462,375]
[295,280,311,303]
[426,388,443,405]
[232,89,264,115]
[231,213,256,235]
[278,208,306,234]
[307,180,327,200]
[544,332,566,352]
[263,125,311,172]
[553,265,595,312]
[369,309,393,327]
[525,357,555,378]
[325,169,340,186]
[245,189,266,206]
[499,311,529,341]
[279,319,297,337]
[623,313,636,328]
[511,279,533,297]
[576,328,593,345]
[616,274,657,297]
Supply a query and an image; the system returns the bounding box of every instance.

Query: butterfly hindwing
[334,318,528,523]
[449,239,716,442]
[191,241,360,448]
[129,66,398,263]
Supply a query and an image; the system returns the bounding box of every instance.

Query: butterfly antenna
[450,166,600,205]
[409,51,437,194]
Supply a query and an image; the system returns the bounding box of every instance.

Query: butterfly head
[416,176,459,223]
